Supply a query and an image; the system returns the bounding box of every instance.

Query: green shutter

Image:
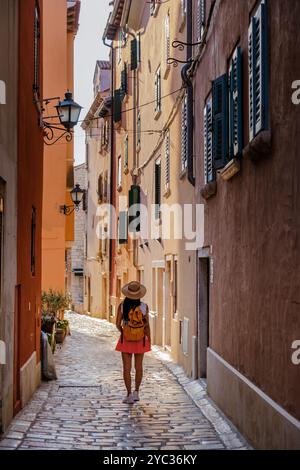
[121,63,128,100]
[114,89,122,122]
[131,38,138,70]
[212,74,228,170]
[229,46,243,158]
[129,185,141,232]
[124,135,129,168]
[204,101,214,183]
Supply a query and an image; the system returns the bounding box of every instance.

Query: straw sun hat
[122,281,147,300]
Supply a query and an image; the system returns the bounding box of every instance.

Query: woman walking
[115,281,151,404]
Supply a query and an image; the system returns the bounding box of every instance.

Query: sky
[74,0,112,165]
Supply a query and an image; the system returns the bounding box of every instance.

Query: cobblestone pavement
[0,312,250,450]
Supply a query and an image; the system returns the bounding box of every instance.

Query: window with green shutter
[229,47,243,159]
[248,0,268,141]
[121,63,128,99]
[129,185,141,233]
[212,74,228,170]
[155,159,161,219]
[114,89,122,123]
[204,100,214,183]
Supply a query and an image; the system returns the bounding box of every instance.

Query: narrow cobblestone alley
[0,313,249,451]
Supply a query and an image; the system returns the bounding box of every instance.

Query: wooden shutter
[114,89,122,122]
[181,95,188,171]
[248,1,268,141]
[229,47,243,158]
[212,74,228,170]
[129,185,141,232]
[155,160,161,219]
[98,174,103,203]
[131,38,138,70]
[204,101,214,183]
[165,130,170,189]
[121,63,128,99]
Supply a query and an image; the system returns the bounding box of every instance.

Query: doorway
[197,256,209,378]
[163,259,172,349]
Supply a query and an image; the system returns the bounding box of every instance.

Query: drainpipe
[185,0,195,186]
[103,37,115,282]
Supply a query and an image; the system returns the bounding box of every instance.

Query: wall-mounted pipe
[185,0,195,186]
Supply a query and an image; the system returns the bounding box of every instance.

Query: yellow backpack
[122,304,145,342]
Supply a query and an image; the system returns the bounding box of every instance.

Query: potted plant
[41,290,72,345]
[56,319,70,343]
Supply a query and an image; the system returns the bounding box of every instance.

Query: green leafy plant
[42,289,71,315]
[56,319,69,330]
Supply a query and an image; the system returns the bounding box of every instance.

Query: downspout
[103,37,114,283]
[186,0,195,186]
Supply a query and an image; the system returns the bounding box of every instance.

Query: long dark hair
[122,297,141,322]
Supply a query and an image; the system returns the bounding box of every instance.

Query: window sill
[219,158,241,181]
[200,180,217,200]
[243,130,272,162]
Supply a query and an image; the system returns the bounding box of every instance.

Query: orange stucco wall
[42,0,71,293]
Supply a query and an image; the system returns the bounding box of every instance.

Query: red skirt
[115,335,151,354]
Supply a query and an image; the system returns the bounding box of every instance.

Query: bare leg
[122,353,132,395]
[134,353,144,392]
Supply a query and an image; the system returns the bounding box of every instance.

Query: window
[114,89,122,123]
[121,62,128,99]
[155,67,161,115]
[117,155,122,189]
[129,185,141,233]
[248,0,268,141]
[165,13,170,70]
[165,130,170,191]
[117,28,122,63]
[204,99,214,184]
[30,207,36,276]
[131,34,141,71]
[212,74,228,170]
[137,110,141,148]
[103,172,108,202]
[229,47,243,158]
[181,94,188,172]
[33,2,41,93]
[124,135,129,170]
[154,159,161,219]
[197,0,206,42]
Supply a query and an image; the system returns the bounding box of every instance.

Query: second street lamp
[60,184,85,216]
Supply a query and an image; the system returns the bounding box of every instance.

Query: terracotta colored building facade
[193,0,300,449]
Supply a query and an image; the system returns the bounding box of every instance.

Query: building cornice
[103,0,127,41]
[67,0,81,34]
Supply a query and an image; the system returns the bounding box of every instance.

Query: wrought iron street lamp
[60,184,85,215]
[42,91,82,145]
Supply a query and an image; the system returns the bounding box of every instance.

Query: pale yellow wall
[113,0,197,376]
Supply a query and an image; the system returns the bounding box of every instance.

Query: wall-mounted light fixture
[60,184,85,216]
[40,91,82,145]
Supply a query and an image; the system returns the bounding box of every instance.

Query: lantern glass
[56,91,82,130]
[71,184,84,206]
